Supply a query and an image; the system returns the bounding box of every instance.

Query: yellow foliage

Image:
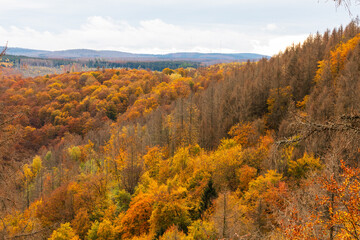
[296,95,309,109]
[288,152,323,179]
[159,226,187,240]
[96,219,116,240]
[243,170,282,208]
[267,86,292,113]
[143,147,164,179]
[32,155,42,173]
[314,60,329,83]
[48,222,79,240]
[23,164,34,182]
[229,122,255,148]
[330,33,360,77]
[187,220,217,240]
[1,200,42,237]
[22,155,42,185]
[315,33,360,84]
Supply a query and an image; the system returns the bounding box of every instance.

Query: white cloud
[0,0,357,57]
[252,34,309,56]
[0,0,48,10]
[0,16,310,55]
[265,24,279,31]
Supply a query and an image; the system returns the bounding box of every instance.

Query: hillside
[1,21,360,240]
[1,54,201,77]
[5,47,267,64]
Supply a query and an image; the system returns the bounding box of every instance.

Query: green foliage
[198,179,217,218]
[150,199,191,238]
[106,103,118,120]
[218,138,238,150]
[49,222,79,240]
[187,220,217,240]
[45,151,52,162]
[86,221,99,240]
[68,146,81,162]
[288,152,323,179]
[113,189,131,213]
[243,170,282,206]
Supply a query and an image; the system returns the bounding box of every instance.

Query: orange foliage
[120,193,155,239]
[229,122,256,148]
[320,160,360,239]
[315,33,360,84]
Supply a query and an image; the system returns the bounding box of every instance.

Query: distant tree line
[85,59,200,71]
[2,54,200,71]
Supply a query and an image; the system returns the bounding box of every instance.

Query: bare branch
[276,113,360,146]
[0,42,7,58]
[333,0,360,15]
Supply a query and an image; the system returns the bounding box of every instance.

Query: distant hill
[4,47,268,64]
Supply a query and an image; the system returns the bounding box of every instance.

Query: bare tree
[276,112,360,147]
[0,43,7,58]
[333,0,360,14]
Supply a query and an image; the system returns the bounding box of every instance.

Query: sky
[0,0,359,56]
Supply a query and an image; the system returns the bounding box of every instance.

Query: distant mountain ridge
[4,47,268,63]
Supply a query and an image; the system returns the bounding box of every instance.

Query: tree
[334,0,359,7]
[198,179,217,218]
[284,161,360,240]
[333,0,360,14]
[0,43,7,58]
[159,226,186,240]
[48,222,80,240]
[22,156,43,208]
[320,161,360,239]
[120,193,154,239]
[71,208,91,239]
[149,197,191,238]
[187,220,217,240]
[288,152,323,179]
[96,219,116,240]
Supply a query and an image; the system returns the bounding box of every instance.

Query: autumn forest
[1,18,360,239]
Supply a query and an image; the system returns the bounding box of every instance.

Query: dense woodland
[0,55,200,77]
[1,21,360,239]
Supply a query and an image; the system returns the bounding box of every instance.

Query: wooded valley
[1,21,360,239]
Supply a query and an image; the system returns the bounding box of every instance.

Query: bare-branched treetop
[0,43,7,58]
[334,0,360,12]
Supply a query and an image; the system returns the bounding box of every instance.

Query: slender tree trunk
[40,168,43,197]
[188,94,193,145]
[222,192,228,239]
[180,99,184,147]
[330,193,334,240]
[26,181,29,209]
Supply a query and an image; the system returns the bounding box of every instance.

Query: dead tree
[276,113,360,146]
[0,43,7,58]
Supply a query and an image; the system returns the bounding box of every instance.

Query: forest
[1,54,200,77]
[1,20,360,239]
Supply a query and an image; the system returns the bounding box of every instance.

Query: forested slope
[1,21,360,239]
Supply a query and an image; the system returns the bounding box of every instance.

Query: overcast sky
[0,0,359,56]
